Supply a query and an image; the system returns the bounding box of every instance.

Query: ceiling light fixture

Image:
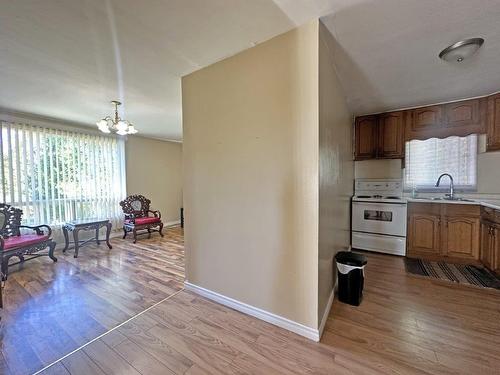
[96,100,138,135]
[439,38,484,63]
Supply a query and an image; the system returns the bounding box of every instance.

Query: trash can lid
[335,251,367,267]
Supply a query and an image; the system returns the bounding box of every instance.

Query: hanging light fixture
[96,100,138,135]
[439,38,484,63]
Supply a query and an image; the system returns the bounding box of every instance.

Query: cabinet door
[480,223,494,270]
[354,116,378,160]
[444,216,480,260]
[407,213,441,256]
[378,111,404,159]
[487,93,500,151]
[411,106,442,132]
[444,98,485,135]
[492,226,500,273]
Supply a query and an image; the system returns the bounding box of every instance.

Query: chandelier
[96,100,138,135]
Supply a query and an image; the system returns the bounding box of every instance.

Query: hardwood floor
[36,249,500,375]
[0,226,184,375]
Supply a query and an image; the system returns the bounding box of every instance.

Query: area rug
[405,258,500,290]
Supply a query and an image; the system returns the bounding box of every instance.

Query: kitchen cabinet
[354,91,498,159]
[481,223,495,270]
[408,213,441,256]
[480,207,500,274]
[354,112,404,160]
[487,93,500,151]
[442,216,480,260]
[407,203,481,262]
[354,115,378,160]
[378,111,405,158]
[406,99,486,141]
[444,99,482,130]
[407,203,442,258]
[410,106,443,132]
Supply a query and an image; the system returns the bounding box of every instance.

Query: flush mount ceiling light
[96,100,138,135]
[439,38,484,63]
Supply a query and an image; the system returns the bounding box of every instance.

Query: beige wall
[318,22,353,322]
[477,150,500,194]
[354,159,402,180]
[125,136,183,223]
[182,21,320,329]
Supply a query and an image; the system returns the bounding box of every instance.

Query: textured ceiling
[321,0,500,115]
[2,0,500,140]
[0,0,337,141]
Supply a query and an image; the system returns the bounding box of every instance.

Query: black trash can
[335,251,367,306]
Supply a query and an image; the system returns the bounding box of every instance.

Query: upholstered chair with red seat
[119,195,164,243]
[0,203,57,279]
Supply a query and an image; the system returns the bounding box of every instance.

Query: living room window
[404,134,478,191]
[0,121,126,226]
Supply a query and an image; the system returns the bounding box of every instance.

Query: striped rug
[405,258,500,290]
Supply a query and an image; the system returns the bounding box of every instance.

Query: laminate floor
[0,226,184,375]
[37,250,500,375]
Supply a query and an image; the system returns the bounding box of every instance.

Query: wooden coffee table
[62,219,112,258]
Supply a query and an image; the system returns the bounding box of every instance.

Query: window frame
[403,134,478,193]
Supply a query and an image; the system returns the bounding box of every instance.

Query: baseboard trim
[184,281,320,341]
[165,220,181,227]
[318,288,334,339]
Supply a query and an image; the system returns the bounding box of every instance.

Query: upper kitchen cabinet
[405,98,486,140]
[354,115,378,160]
[408,105,442,136]
[487,93,500,151]
[444,98,484,133]
[353,92,498,160]
[354,112,404,160]
[378,111,405,158]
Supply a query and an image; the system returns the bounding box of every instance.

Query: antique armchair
[0,203,57,279]
[119,195,164,243]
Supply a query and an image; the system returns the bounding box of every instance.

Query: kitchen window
[404,134,477,191]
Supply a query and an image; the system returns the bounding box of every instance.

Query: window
[0,121,126,227]
[404,134,477,191]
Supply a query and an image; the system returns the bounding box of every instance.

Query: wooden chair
[0,203,57,279]
[119,195,164,243]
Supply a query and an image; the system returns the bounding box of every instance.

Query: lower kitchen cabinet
[408,213,441,256]
[443,216,480,260]
[480,220,500,274]
[407,203,481,262]
[481,223,495,270]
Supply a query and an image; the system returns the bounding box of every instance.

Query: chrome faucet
[435,173,454,200]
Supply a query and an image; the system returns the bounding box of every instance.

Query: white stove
[351,179,407,256]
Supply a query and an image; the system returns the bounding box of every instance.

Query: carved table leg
[159,222,164,237]
[133,228,138,244]
[147,228,151,239]
[62,226,69,253]
[1,256,9,280]
[96,227,100,245]
[48,241,58,262]
[105,222,112,249]
[123,227,127,239]
[73,228,80,258]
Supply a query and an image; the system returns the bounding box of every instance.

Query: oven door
[352,201,407,237]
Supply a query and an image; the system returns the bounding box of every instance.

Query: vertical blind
[404,134,477,191]
[0,121,126,228]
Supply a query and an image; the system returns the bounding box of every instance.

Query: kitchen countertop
[406,197,500,211]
